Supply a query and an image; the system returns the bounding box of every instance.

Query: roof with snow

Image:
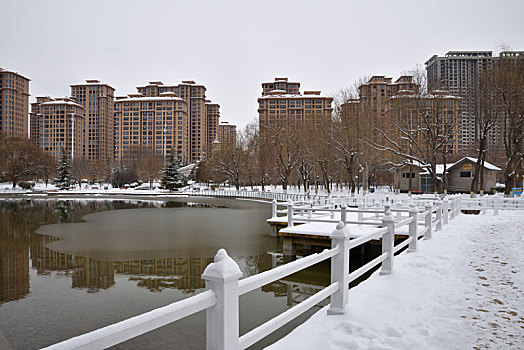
[41,100,84,108]
[399,156,500,175]
[70,80,113,87]
[258,93,333,100]
[448,157,501,171]
[115,96,186,103]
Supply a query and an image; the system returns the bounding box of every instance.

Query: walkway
[267,211,524,350]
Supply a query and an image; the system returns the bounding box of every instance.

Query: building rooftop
[445,51,492,57]
[115,95,186,103]
[41,98,84,108]
[70,80,113,88]
[0,67,31,81]
[259,93,332,100]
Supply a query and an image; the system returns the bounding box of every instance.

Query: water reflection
[0,198,330,349]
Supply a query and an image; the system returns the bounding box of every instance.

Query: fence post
[271,199,277,219]
[340,204,347,225]
[287,201,294,228]
[481,197,487,215]
[442,198,449,225]
[408,204,418,252]
[328,222,351,315]
[202,249,242,350]
[494,196,499,215]
[449,197,455,220]
[357,204,363,224]
[436,200,442,231]
[424,203,433,239]
[308,199,313,220]
[380,210,395,275]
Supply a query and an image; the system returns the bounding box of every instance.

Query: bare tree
[366,91,459,193]
[470,66,501,194]
[264,125,300,192]
[0,137,48,188]
[89,160,110,186]
[213,130,248,190]
[494,53,524,194]
[71,158,91,188]
[137,151,163,189]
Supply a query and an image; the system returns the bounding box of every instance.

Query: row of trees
[198,112,388,195]
[52,152,189,191]
[200,59,523,195]
[0,137,190,190]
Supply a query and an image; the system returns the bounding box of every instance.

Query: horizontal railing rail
[42,290,217,350]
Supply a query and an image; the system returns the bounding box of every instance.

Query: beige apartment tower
[114,92,190,163]
[206,101,220,155]
[357,76,419,139]
[217,121,237,150]
[137,81,214,163]
[258,77,333,137]
[387,90,461,155]
[30,97,85,161]
[70,80,115,163]
[0,68,30,139]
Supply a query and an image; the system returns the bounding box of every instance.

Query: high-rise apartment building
[30,96,53,145]
[387,90,461,155]
[0,68,30,139]
[137,81,216,163]
[341,76,461,157]
[425,51,493,152]
[114,92,189,162]
[258,77,333,136]
[206,101,220,154]
[70,80,115,163]
[217,121,237,150]
[357,76,419,138]
[426,50,524,155]
[30,97,85,161]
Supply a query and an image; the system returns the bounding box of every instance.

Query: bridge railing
[460,195,524,214]
[272,197,455,230]
[44,197,460,350]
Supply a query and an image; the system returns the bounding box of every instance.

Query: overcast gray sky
[1,0,523,128]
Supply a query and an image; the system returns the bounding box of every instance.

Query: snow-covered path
[267,212,524,350]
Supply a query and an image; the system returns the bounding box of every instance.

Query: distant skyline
[1,0,523,129]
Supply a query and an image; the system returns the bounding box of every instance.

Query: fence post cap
[202,249,242,281]
[409,204,418,213]
[332,221,351,238]
[382,210,394,223]
[443,197,449,202]
[272,199,277,203]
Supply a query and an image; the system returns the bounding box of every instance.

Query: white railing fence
[44,197,461,350]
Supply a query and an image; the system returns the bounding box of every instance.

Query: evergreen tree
[54,152,72,190]
[161,155,187,190]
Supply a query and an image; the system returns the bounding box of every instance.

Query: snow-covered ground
[267,211,524,350]
[0,182,400,198]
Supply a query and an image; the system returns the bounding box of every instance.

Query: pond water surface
[0,197,331,349]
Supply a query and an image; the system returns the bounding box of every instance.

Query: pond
[0,197,332,349]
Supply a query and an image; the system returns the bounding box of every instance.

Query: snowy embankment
[267,211,524,350]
